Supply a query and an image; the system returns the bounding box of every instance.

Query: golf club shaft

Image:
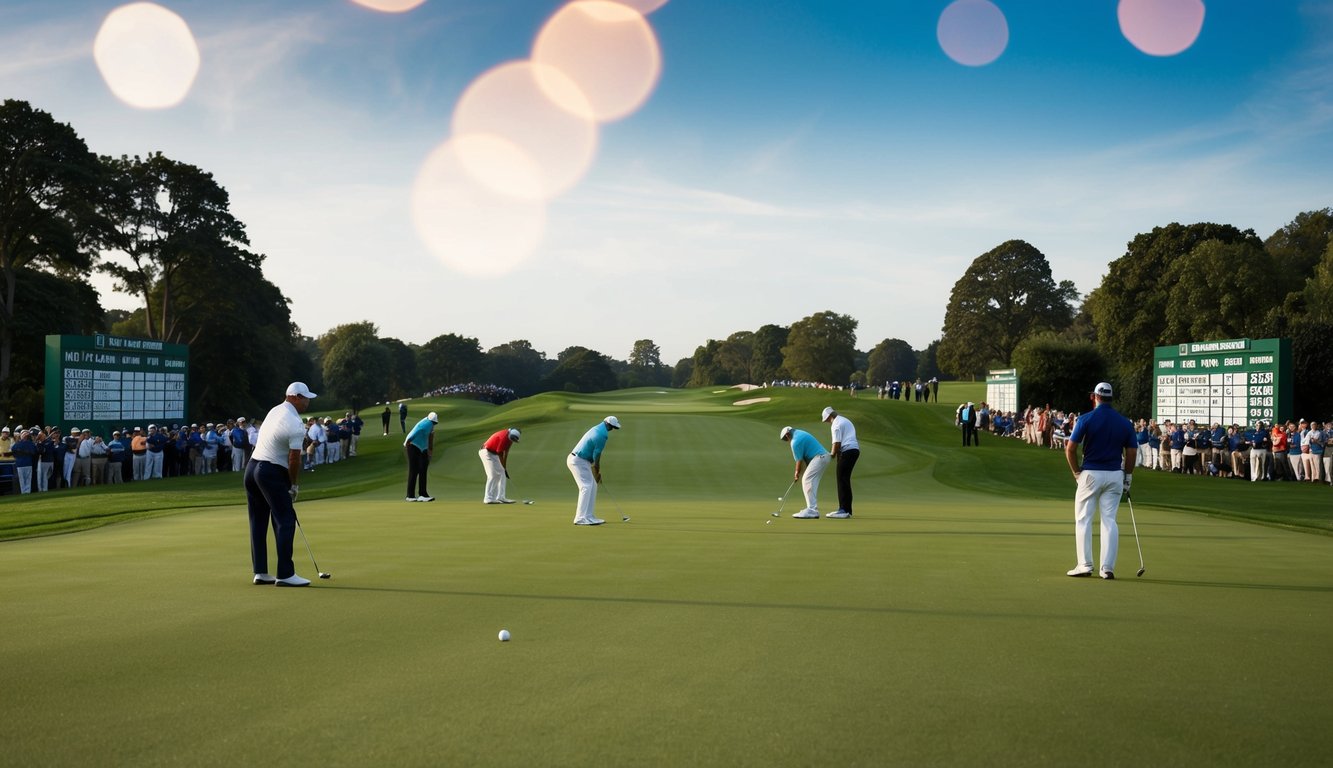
[777,479,796,514]
[1126,494,1144,573]
[294,515,322,575]
[600,481,628,520]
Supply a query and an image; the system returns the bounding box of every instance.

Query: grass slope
[3,385,1332,766]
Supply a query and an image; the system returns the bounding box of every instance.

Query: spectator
[230,419,249,472]
[1286,421,1306,481]
[12,429,36,494]
[90,433,109,485]
[107,431,128,484]
[1304,420,1325,484]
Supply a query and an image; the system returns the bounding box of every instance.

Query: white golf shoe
[253,573,276,585]
[826,510,851,519]
[792,509,819,519]
[275,574,311,587]
[1066,566,1094,577]
[417,495,435,502]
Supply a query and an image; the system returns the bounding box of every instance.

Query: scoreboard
[1152,338,1290,426]
[985,368,1019,414]
[44,334,189,433]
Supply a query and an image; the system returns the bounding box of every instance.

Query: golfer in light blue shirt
[567,416,621,525]
[780,426,830,519]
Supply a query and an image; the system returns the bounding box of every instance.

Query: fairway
[4,386,1333,766]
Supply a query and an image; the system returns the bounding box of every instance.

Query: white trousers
[1249,449,1268,482]
[62,453,75,485]
[566,454,598,523]
[1303,453,1322,482]
[132,453,146,480]
[146,451,164,479]
[17,466,32,494]
[800,453,831,513]
[1324,455,1331,484]
[36,460,52,492]
[1288,454,1305,481]
[1074,469,1121,573]
[480,448,507,502]
[350,434,359,457]
[232,447,246,472]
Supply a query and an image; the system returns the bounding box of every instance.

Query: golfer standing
[822,406,858,518]
[780,426,830,519]
[244,382,317,587]
[404,411,438,502]
[479,428,521,504]
[1064,381,1137,579]
[567,416,620,525]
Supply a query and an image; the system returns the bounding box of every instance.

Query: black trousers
[962,423,978,446]
[836,449,860,514]
[244,459,296,578]
[406,444,431,498]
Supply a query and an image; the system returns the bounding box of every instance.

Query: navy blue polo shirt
[1068,402,1136,471]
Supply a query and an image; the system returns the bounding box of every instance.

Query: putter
[601,482,630,522]
[773,480,796,517]
[522,499,535,505]
[294,514,332,580]
[1125,493,1145,577]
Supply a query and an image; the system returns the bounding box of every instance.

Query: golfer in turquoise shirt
[567,416,621,525]
[780,426,830,519]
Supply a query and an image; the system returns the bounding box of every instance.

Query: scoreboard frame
[986,368,1019,415]
[44,334,190,435]
[1152,338,1290,427]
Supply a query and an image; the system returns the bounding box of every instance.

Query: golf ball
[499,629,511,642]
[766,520,772,525]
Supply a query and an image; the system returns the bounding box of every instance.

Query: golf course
[4,383,1332,766]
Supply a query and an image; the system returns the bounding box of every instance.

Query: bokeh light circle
[532,0,662,123]
[1118,0,1205,57]
[452,60,598,200]
[609,0,669,13]
[93,2,201,109]
[349,0,428,12]
[411,137,547,277]
[937,0,1009,67]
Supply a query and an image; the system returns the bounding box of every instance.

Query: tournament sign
[1152,338,1290,427]
[985,368,1019,415]
[44,334,189,434]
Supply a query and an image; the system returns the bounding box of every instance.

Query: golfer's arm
[1124,447,1136,474]
[287,448,301,485]
[1064,440,1080,477]
[831,441,842,458]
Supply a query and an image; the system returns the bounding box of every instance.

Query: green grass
[3,384,1332,765]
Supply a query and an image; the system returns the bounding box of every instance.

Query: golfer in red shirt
[479,428,521,504]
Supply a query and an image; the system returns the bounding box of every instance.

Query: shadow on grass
[1145,578,1333,593]
[312,585,1130,621]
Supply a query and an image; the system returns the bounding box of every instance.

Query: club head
[319,572,332,579]
[522,500,535,505]
[1136,568,1145,577]
[770,511,780,517]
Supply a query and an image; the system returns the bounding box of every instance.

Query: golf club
[600,482,630,522]
[521,499,535,505]
[294,513,331,579]
[773,479,796,517]
[1125,492,1145,577]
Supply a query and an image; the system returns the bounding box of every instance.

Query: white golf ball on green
[498,629,511,642]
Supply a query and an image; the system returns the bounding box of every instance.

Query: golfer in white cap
[822,406,859,518]
[1064,381,1137,579]
[567,416,620,525]
[479,428,521,504]
[780,425,830,519]
[245,381,317,587]
[404,411,439,502]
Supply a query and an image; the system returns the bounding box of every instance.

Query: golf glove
[1122,475,1132,495]
[289,484,300,503]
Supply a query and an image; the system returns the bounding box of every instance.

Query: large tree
[1010,332,1106,412]
[418,333,484,388]
[716,331,755,383]
[1162,239,1277,343]
[0,100,105,410]
[1264,208,1333,300]
[687,340,726,387]
[782,311,858,384]
[624,338,669,388]
[380,337,420,400]
[543,348,617,393]
[937,240,1077,379]
[1087,222,1263,415]
[486,339,546,396]
[750,324,788,383]
[323,333,391,411]
[99,152,249,344]
[865,338,917,385]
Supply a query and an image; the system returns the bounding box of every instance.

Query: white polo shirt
[252,401,307,466]
[831,415,860,451]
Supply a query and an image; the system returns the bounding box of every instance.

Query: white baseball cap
[508,428,521,442]
[1092,382,1114,397]
[780,426,794,440]
[286,382,318,399]
[427,412,439,423]
[821,406,835,421]
[604,416,622,429]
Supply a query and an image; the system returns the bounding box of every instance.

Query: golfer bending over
[480,428,521,504]
[567,416,620,526]
[244,382,317,587]
[780,426,830,519]
[1064,381,1136,580]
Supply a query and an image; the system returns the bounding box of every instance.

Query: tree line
[934,218,1333,418]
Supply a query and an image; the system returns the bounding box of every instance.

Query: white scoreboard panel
[46,334,190,432]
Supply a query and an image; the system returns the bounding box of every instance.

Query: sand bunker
[733,397,771,406]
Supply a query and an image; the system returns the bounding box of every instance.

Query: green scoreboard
[44,335,189,432]
[1152,338,1290,426]
[986,368,1019,414]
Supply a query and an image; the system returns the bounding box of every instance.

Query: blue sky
[2,1,1331,365]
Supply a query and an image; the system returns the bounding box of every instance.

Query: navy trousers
[244,459,296,578]
[405,444,430,498]
[836,448,860,514]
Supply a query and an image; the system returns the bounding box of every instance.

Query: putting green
[4,386,1332,765]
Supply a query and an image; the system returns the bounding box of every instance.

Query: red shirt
[1271,427,1287,452]
[483,430,512,454]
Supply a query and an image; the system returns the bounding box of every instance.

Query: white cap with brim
[428,412,439,423]
[821,406,835,421]
[286,382,318,399]
[1093,382,1114,397]
[780,426,794,440]
[604,416,621,429]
